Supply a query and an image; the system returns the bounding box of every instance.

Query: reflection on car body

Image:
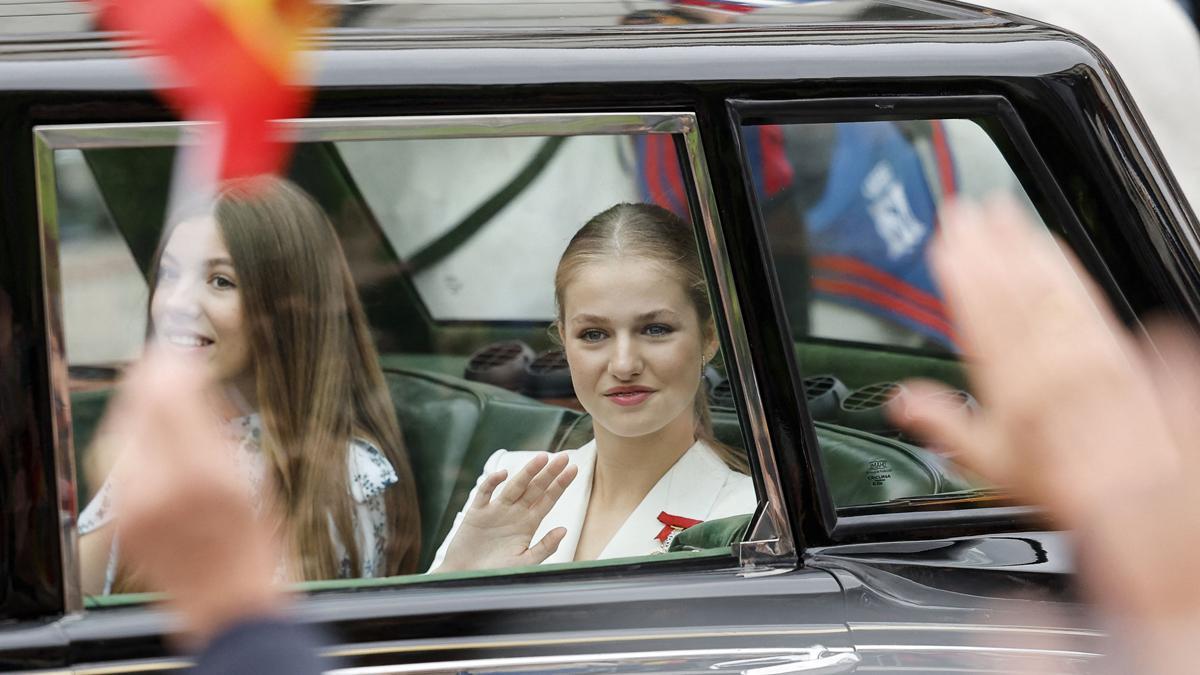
[1,0,1196,672]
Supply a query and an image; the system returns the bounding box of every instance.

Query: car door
[2,96,857,672]
[717,25,1198,673]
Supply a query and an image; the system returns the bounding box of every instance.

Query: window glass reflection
[48,129,761,600]
[743,118,1043,512]
[77,178,420,595]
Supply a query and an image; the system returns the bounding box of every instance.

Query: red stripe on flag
[96,0,309,179]
[645,135,670,209]
[662,139,688,213]
[759,125,794,196]
[811,276,958,343]
[812,255,946,314]
[930,120,957,200]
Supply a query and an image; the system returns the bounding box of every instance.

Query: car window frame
[33,111,793,615]
[724,94,1144,547]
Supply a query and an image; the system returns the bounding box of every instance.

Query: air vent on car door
[464,340,534,391]
[802,374,848,422]
[522,349,574,399]
[839,381,905,434]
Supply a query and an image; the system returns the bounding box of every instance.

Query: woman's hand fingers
[534,463,578,519]
[496,453,549,505]
[524,526,567,565]
[470,470,509,510]
[519,453,570,507]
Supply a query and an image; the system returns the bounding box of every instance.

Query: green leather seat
[68,366,970,569]
[384,368,581,568]
[555,409,972,510]
[669,514,751,552]
[68,368,583,571]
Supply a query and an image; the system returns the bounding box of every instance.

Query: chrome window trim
[33,111,795,614]
[854,644,1100,658]
[32,119,82,615]
[325,647,857,675]
[681,128,793,566]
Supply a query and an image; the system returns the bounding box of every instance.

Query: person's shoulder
[714,469,756,515]
[348,437,398,503]
[689,442,757,514]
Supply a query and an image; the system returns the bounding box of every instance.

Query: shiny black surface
[2,0,994,38]
[0,93,64,626]
[1,3,1196,672]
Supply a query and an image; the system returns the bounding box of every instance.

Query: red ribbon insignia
[655,511,704,543]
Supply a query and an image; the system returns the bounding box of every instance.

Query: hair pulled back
[554,203,748,474]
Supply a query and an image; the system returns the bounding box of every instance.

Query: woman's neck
[590,412,696,510]
[216,378,258,419]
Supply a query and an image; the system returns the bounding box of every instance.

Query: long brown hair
[146,176,420,581]
[553,203,749,474]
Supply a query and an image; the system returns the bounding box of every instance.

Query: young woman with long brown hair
[429,203,754,572]
[79,177,420,594]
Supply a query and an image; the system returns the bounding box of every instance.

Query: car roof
[3,0,1019,44]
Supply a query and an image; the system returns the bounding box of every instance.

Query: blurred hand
[434,453,577,572]
[890,199,1200,674]
[891,199,1181,529]
[94,349,282,648]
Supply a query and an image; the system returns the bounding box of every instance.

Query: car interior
[49,127,988,605]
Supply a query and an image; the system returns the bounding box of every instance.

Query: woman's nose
[608,334,643,379]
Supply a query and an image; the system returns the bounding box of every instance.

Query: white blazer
[429,439,756,570]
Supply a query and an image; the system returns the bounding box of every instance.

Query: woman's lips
[605,389,654,407]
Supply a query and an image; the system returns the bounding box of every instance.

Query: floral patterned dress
[78,414,399,595]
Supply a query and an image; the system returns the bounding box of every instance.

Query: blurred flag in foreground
[90,0,327,180]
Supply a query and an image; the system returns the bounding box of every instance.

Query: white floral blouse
[78,414,399,595]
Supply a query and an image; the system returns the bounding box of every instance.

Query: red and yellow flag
[92,0,327,179]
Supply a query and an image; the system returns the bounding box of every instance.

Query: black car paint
[1,4,1193,671]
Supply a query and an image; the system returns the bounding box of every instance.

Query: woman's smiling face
[150,216,253,392]
[561,258,714,441]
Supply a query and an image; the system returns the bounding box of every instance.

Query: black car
[2,1,1196,672]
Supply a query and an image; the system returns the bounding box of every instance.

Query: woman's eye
[209,274,237,290]
[644,323,673,337]
[579,329,607,342]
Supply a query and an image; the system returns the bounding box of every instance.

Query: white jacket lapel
[533,440,596,564]
[598,441,730,559]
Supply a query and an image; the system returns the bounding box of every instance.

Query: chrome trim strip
[327,647,856,675]
[65,661,191,675]
[681,123,795,565]
[34,110,790,615]
[52,626,850,674]
[854,644,1100,658]
[329,625,848,659]
[32,129,83,614]
[32,113,693,149]
[848,623,1104,638]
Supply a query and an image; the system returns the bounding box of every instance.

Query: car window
[36,115,765,605]
[738,117,1047,514]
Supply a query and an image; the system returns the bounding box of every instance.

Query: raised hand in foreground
[89,350,284,650]
[890,199,1200,674]
[433,453,578,572]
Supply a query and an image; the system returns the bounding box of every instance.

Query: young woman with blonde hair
[79,176,420,594]
[430,203,754,572]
